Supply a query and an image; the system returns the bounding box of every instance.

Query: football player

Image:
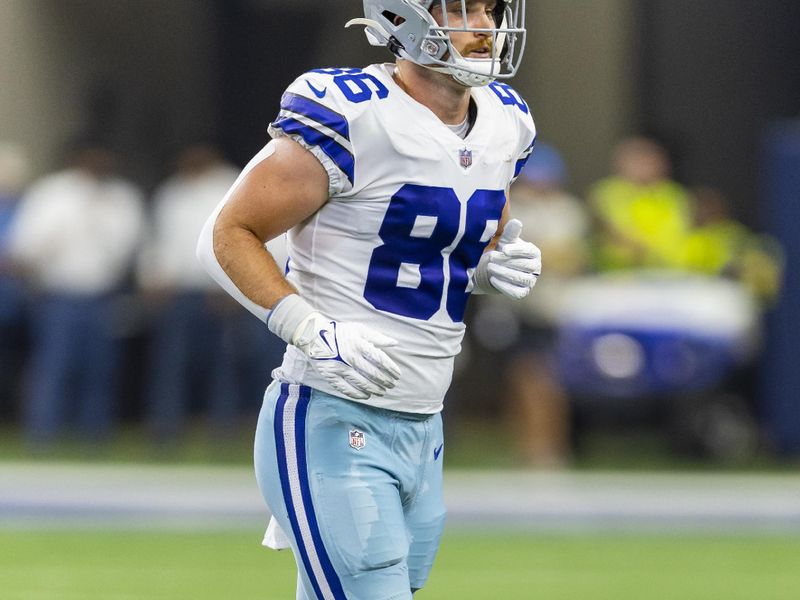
[197,1,540,598]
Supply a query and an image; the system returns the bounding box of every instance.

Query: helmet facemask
[349,0,526,87]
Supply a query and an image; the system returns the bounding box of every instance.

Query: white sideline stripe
[283,385,336,600]
[2,465,800,533]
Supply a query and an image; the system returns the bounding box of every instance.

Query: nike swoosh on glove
[292,312,402,400]
[474,218,541,300]
[268,295,402,401]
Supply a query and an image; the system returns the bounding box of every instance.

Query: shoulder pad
[487,82,531,116]
[484,83,537,182]
[268,68,392,194]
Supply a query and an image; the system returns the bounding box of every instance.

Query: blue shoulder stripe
[514,137,537,179]
[280,92,350,141]
[513,156,528,179]
[272,115,355,185]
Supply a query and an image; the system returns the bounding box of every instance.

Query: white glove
[474,219,541,300]
[268,295,401,400]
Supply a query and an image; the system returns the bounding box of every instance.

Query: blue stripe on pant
[257,381,445,600]
[274,383,347,600]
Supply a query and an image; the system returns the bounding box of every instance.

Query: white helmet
[347,0,526,87]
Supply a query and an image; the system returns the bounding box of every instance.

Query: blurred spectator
[512,144,589,280]
[680,186,783,304]
[0,142,31,413]
[571,147,777,462]
[138,144,284,442]
[672,187,783,459]
[138,144,240,442]
[589,137,692,271]
[9,141,144,445]
[486,142,589,467]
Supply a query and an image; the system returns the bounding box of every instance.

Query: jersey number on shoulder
[488,82,529,114]
[364,184,505,323]
[311,68,389,104]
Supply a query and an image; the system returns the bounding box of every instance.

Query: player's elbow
[196,211,223,276]
[209,215,251,275]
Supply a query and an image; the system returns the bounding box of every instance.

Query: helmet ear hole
[382,11,406,26]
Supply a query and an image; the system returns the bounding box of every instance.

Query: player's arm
[484,194,512,252]
[473,187,541,299]
[210,137,326,311]
[197,138,401,400]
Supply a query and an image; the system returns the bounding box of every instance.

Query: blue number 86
[364,184,505,322]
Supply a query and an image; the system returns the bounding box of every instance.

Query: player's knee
[345,554,412,600]
[358,547,405,573]
[330,528,407,576]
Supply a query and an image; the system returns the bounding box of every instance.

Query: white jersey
[267,64,536,414]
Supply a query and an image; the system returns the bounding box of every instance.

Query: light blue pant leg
[255,381,351,600]
[255,382,443,600]
[306,404,413,600]
[404,414,446,591]
[296,572,313,600]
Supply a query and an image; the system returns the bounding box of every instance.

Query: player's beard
[459,38,494,57]
[443,37,494,64]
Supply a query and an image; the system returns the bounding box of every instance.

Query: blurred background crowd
[0,139,288,449]
[0,0,798,469]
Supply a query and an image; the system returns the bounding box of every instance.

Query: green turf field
[2,530,799,599]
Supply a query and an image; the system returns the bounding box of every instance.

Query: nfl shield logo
[459,148,473,169]
[349,429,366,450]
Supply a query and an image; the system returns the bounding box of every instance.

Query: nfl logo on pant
[349,429,366,450]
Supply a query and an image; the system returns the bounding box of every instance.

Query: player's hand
[292,312,402,400]
[268,294,402,400]
[476,219,541,300]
